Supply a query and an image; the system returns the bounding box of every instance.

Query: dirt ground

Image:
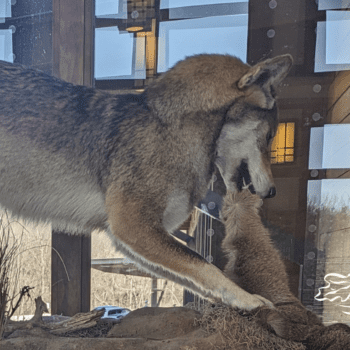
[1,305,306,350]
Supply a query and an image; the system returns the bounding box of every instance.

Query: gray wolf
[0,54,292,311]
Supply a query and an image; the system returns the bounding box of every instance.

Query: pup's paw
[305,323,350,350]
[254,302,322,342]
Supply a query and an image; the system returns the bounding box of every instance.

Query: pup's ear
[238,54,293,90]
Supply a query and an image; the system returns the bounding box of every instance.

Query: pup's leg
[106,190,273,311]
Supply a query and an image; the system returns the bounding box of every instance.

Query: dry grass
[91,231,183,310]
[0,213,22,339]
[187,302,306,350]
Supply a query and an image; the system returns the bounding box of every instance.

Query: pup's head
[215,55,293,199]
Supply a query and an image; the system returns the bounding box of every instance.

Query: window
[315,8,350,72]
[270,123,295,164]
[309,124,350,169]
[94,0,249,87]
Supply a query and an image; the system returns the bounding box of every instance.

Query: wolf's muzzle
[235,161,276,199]
[266,186,276,198]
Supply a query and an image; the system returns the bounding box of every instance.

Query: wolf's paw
[232,293,274,311]
[251,294,274,309]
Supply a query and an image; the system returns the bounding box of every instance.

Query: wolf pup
[0,54,292,311]
[221,189,325,342]
[222,189,350,348]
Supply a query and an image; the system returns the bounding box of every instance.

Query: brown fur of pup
[221,189,324,342]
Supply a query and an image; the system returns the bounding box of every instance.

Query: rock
[7,327,55,339]
[107,306,201,340]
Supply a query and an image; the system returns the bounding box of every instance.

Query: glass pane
[309,127,324,170]
[94,1,248,82]
[157,14,248,72]
[305,179,350,325]
[0,0,11,21]
[318,0,350,10]
[0,28,13,62]
[95,0,127,18]
[1,0,52,71]
[309,125,350,169]
[160,0,248,20]
[95,27,146,79]
[160,0,247,9]
[91,0,350,322]
[326,11,350,65]
[315,11,350,72]
[0,0,54,320]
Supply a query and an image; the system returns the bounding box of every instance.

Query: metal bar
[151,278,158,307]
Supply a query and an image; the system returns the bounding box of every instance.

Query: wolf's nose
[266,186,276,198]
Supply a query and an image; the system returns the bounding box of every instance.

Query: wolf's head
[147,54,292,199]
[215,55,292,199]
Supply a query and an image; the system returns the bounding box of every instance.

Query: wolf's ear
[238,54,293,90]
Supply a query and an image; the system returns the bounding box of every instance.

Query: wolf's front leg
[106,190,273,311]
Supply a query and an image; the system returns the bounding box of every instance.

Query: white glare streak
[315,273,350,305]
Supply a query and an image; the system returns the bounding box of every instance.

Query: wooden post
[51,0,94,316]
[51,233,91,316]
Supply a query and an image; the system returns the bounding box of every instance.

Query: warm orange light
[126,26,144,32]
[270,122,295,164]
[136,31,153,37]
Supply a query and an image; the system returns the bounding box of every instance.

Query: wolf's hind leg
[106,190,273,311]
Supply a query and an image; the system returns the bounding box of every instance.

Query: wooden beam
[53,0,94,85]
[51,0,94,317]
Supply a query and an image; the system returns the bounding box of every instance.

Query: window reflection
[307,179,350,325]
[309,125,350,169]
[95,2,249,81]
[0,28,13,62]
[326,11,350,65]
[158,14,248,72]
[308,179,350,210]
[318,0,350,10]
[95,26,146,80]
[95,0,127,18]
[160,0,248,20]
[0,0,11,22]
[160,0,247,9]
[270,123,295,164]
[315,10,350,72]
